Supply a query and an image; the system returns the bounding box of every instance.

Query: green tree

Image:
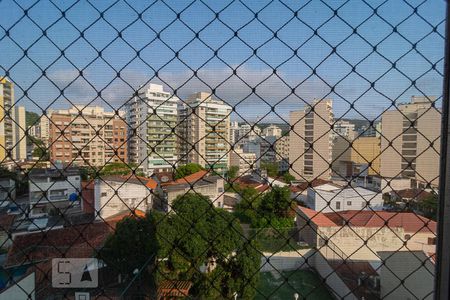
[261,162,279,177]
[100,214,158,277]
[30,137,49,160]
[282,172,296,184]
[259,186,294,219]
[227,166,239,180]
[99,162,145,177]
[174,163,204,179]
[418,194,438,221]
[155,193,260,299]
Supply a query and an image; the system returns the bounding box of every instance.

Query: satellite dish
[161,176,169,183]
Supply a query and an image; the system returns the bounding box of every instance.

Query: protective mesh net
[0,0,445,299]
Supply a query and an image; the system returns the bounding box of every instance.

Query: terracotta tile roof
[5,210,142,268]
[100,174,158,189]
[168,170,209,186]
[298,207,337,227]
[0,214,15,232]
[81,180,95,214]
[324,210,436,234]
[158,280,192,297]
[392,188,432,201]
[290,178,332,193]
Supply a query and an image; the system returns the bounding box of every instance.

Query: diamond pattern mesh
[0,0,445,299]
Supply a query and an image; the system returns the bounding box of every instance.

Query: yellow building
[0,77,26,162]
[351,136,381,176]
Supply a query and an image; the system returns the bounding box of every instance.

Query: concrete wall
[306,186,384,213]
[0,272,35,300]
[312,250,357,300]
[95,180,152,219]
[379,251,434,300]
[259,249,313,272]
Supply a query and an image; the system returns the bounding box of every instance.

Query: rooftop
[299,207,436,234]
[99,174,157,189]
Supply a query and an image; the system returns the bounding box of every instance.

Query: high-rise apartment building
[49,105,127,167]
[333,120,356,140]
[289,99,334,180]
[127,84,178,175]
[380,96,440,186]
[178,92,232,174]
[0,77,26,162]
[332,136,381,177]
[262,124,282,138]
[230,121,239,146]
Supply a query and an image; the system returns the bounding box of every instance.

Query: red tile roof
[298,207,337,227]
[290,178,332,193]
[0,214,16,232]
[324,210,436,234]
[392,188,432,201]
[5,210,143,268]
[81,180,95,214]
[163,170,209,186]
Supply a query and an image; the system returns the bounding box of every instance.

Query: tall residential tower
[380,96,440,187]
[0,77,26,162]
[127,84,178,175]
[178,92,232,174]
[289,99,334,181]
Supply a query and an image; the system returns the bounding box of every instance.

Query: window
[347,201,352,206]
[335,202,341,210]
[101,192,107,197]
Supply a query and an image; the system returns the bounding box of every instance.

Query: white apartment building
[230,121,240,145]
[262,124,282,138]
[0,78,26,162]
[305,183,384,213]
[28,168,81,217]
[290,99,334,180]
[178,92,232,174]
[94,175,157,219]
[229,147,257,176]
[237,123,261,143]
[381,96,440,187]
[332,120,356,140]
[127,84,179,175]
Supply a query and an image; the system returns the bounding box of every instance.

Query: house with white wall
[305,183,384,213]
[155,170,225,211]
[28,168,81,217]
[297,207,437,260]
[94,175,157,219]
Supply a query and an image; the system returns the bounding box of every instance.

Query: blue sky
[0,0,446,123]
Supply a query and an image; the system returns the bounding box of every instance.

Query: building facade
[289,99,334,180]
[49,105,127,167]
[0,78,26,162]
[28,167,81,217]
[262,124,282,138]
[380,96,440,186]
[229,147,257,176]
[178,92,231,174]
[127,84,178,175]
[94,175,156,219]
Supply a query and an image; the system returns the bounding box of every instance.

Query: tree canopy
[235,186,295,229]
[101,193,260,299]
[174,163,204,179]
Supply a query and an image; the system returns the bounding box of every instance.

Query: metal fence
[0,0,447,299]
